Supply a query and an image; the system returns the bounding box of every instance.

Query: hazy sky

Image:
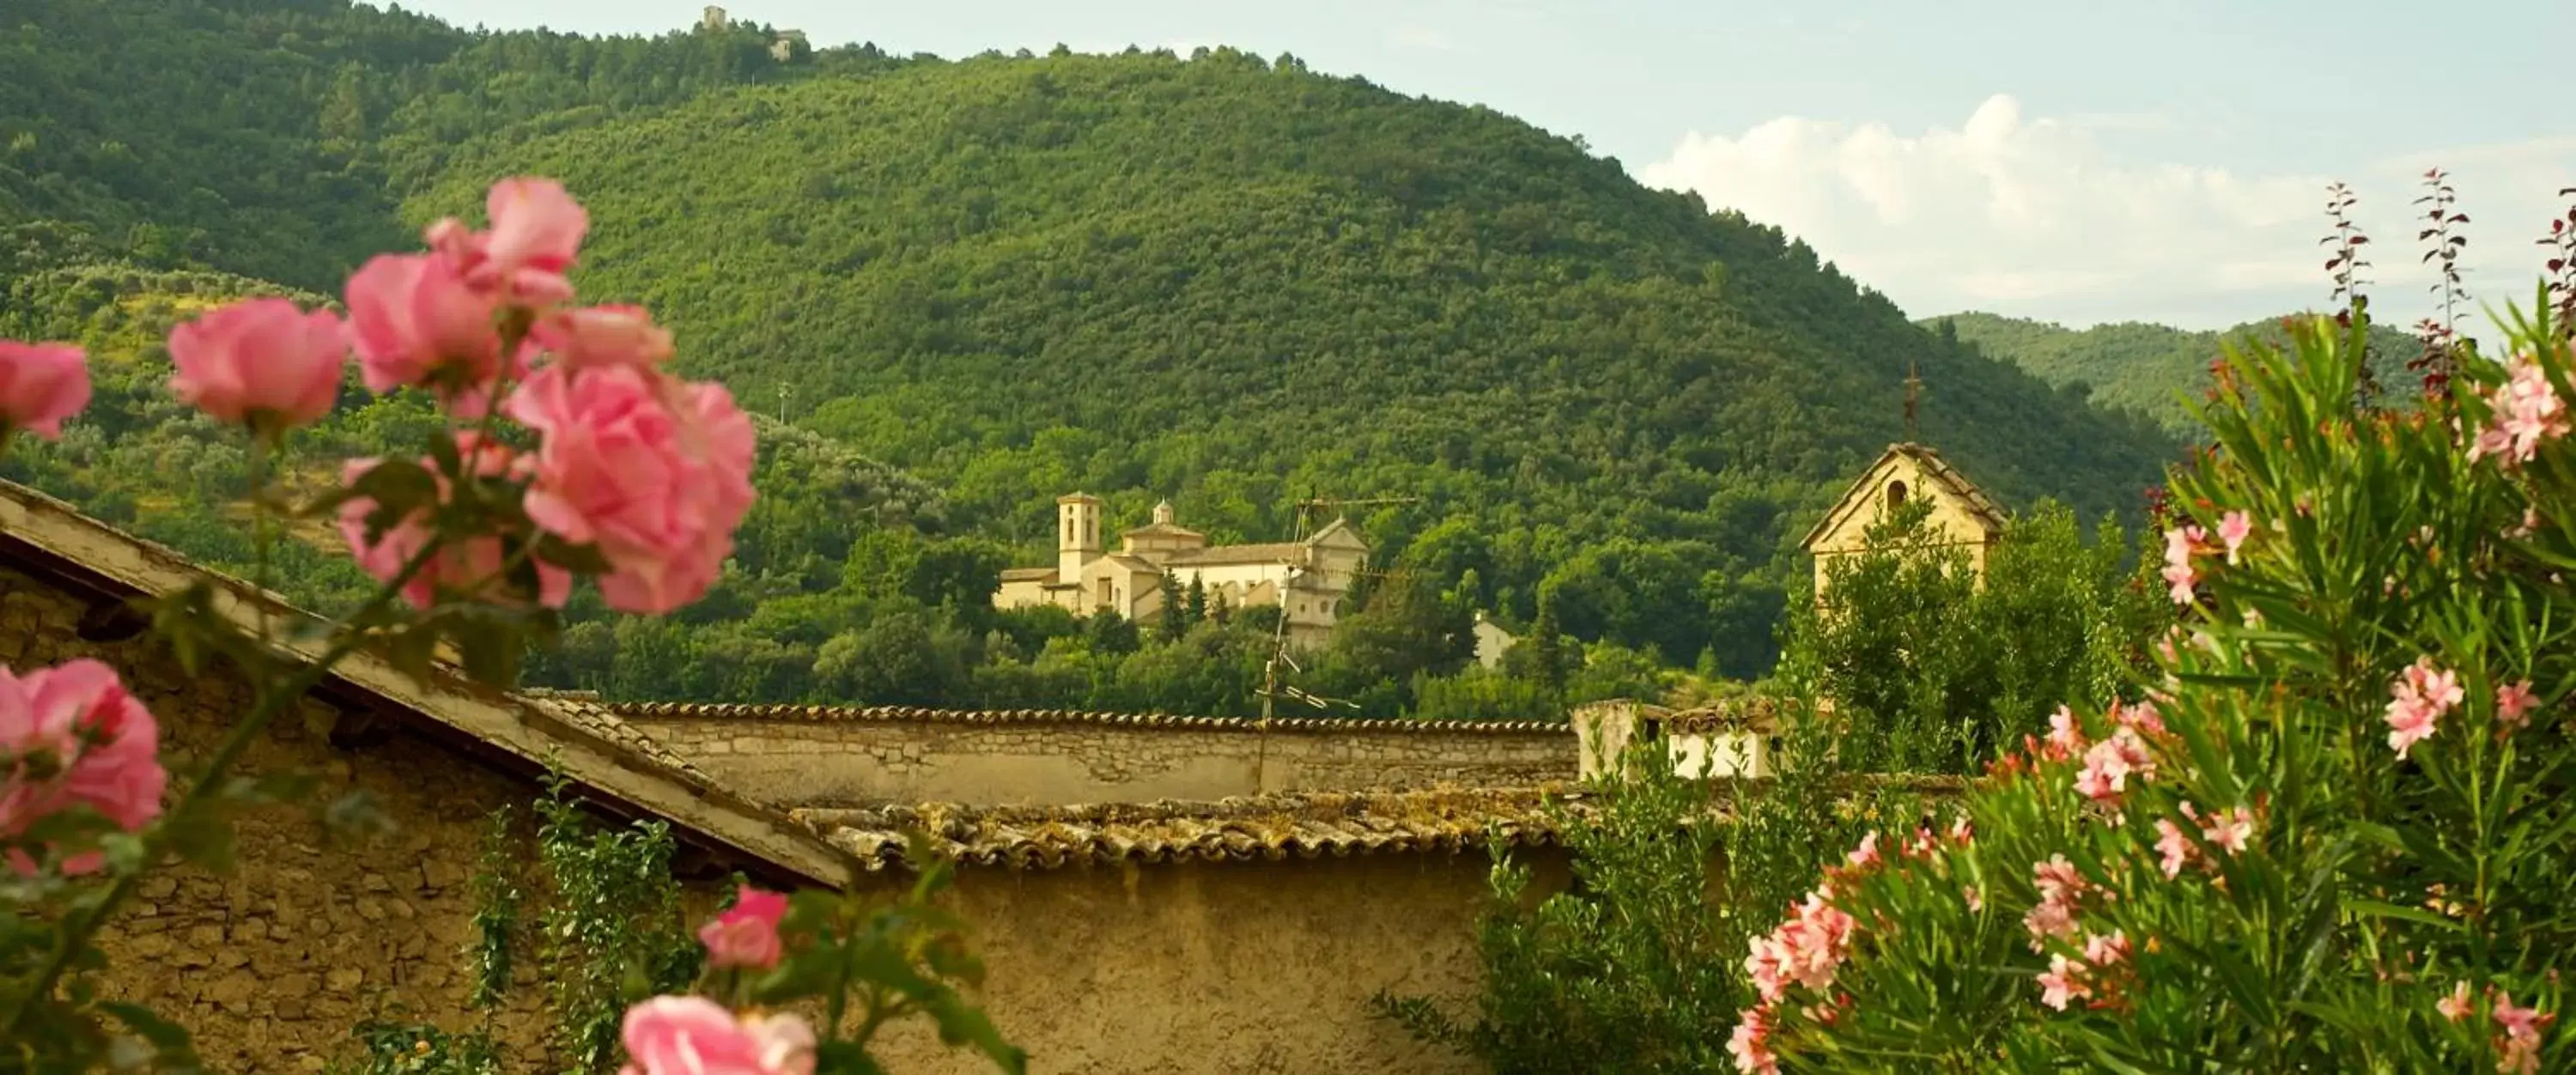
[401,0,2573,330]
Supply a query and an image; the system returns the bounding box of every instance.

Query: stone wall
[0,562,694,1072]
[622,710,1580,806]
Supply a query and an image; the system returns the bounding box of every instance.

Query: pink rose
[0,659,167,875]
[428,178,589,306]
[617,997,769,1075]
[336,447,571,610]
[345,252,518,415]
[534,306,674,373]
[167,299,346,429]
[0,341,91,439]
[505,365,756,614]
[698,884,790,969]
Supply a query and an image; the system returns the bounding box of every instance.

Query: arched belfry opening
[1886,480,1908,513]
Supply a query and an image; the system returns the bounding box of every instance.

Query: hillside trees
[0,0,2190,704]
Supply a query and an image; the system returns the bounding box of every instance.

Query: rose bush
[0,178,1016,1073]
[1728,300,2576,1072]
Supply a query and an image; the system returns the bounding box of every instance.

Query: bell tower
[1057,493,1103,581]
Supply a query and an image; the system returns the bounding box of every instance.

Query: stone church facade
[992,494,1369,652]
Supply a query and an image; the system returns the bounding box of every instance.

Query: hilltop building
[1799,441,2005,598]
[993,494,1370,652]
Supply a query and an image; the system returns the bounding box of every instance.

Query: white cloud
[1639,94,2576,330]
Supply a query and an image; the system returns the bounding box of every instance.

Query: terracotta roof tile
[790,787,1583,872]
[611,701,1569,736]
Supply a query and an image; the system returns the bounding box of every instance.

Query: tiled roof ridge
[793,784,1577,829]
[786,774,1971,873]
[611,701,1568,735]
[789,785,1582,873]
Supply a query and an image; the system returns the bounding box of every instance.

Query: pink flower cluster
[2467,353,2571,468]
[2160,512,2253,604]
[2022,854,2099,951]
[698,884,789,969]
[1733,866,1862,1074]
[0,660,167,876]
[324,178,755,614]
[618,998,814,1075]
[2075,704,2162,809]
[0,341,92,440]
[618,885,803,1075]
[2160,525,2206,604]
[2036,930,2130,1011]
[2440,983,2555,1075]
[2385,658,2464,760]
[2154,801,2256,879]
[2496,680,2539,734]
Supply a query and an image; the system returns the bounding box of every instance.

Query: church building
[1797,441,2006,598]
[992,494,1370,652]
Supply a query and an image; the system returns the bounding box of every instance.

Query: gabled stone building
[1799,441,2006,598]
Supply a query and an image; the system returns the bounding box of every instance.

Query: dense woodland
[1929,311,2423,436]
[0,0,2198,718]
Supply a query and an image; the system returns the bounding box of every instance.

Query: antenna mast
[1255,492,1420,720]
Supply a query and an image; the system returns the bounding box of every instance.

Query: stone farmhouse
[993,494,1369,652]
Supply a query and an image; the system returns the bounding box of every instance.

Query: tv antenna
[1256,493,1420,716]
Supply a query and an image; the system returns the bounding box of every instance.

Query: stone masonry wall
[624,714,1580,806]
[0,562,727,1072]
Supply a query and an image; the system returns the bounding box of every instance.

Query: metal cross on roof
[1903,354,1923,442]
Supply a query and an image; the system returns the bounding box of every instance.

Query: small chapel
[992,494,1370,651]
[1796,440,2007,597]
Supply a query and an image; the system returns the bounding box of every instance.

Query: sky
[403,0,2574,331]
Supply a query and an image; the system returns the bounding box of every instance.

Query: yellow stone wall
[1808,453,1995,599]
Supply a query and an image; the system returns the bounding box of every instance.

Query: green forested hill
[403,50,2184,662]
[0,0,2186,712]
[1928,311,2424,435]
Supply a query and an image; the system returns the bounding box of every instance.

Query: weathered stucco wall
[622,708,1580,806]
[865,850,1561,1075]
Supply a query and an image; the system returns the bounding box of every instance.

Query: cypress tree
[1185,574,1208,623]
[1158,571,1184,641]
[1529,590,1567,693]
